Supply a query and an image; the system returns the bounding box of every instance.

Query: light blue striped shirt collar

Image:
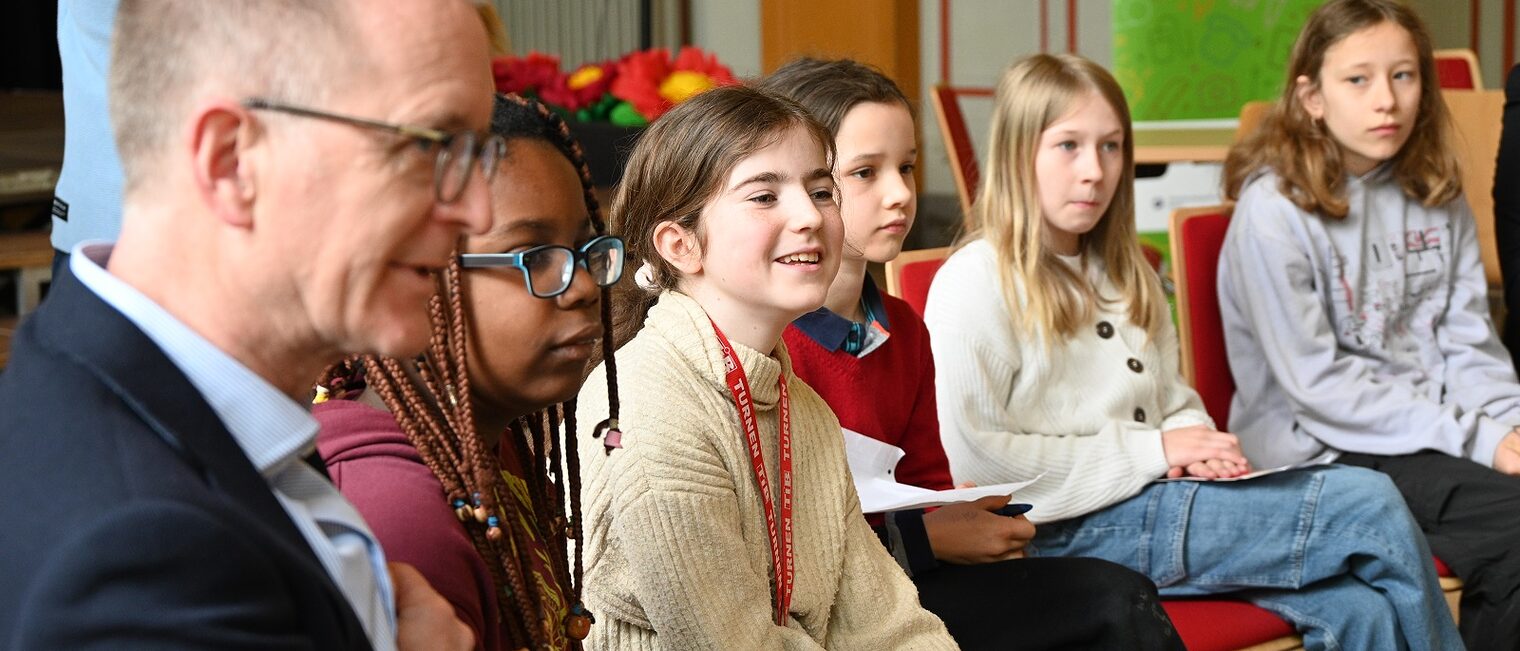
[69,242,314,474]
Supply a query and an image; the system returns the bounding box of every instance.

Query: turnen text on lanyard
[709,318,795,626]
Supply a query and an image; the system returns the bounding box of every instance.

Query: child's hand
[1494,429,1520,476]
[1161,426,1251,474]
[923,494,1036,564]
[1167,458,1253,479]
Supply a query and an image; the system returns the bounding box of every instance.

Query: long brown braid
[318,93,618,650]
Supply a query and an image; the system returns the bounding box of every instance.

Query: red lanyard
[710,319,794,626]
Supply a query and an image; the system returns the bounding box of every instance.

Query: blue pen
[996,503,1033,518]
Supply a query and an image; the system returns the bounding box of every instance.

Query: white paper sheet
[843,428,1042,513]
[1157,452,1337,482]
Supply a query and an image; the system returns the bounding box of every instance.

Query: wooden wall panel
[760,0,920,109]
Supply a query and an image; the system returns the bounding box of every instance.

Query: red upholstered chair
[1170,206,1237,426]
[1434,48,1483,90]
[929,85,981,218]
[1161,601,1299,651]
[884,246,952,317]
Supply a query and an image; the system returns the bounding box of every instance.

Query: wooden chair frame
[1234,100,1274,143]
[929,85,979,218]
[1237,638,1303,651]
[1443,89,1504,288]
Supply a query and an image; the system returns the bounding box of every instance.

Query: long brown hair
[1222,0,1459,216]
[607,84,834,346]
[320,93,615,650]
[967,53,1162,343]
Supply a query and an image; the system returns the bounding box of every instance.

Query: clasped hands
[1162,425,1253,480]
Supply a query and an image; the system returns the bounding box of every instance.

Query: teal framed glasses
[459,235,626,298]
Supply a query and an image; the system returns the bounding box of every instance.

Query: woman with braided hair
[314,93,625,651]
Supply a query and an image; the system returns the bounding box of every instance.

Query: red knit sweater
[784,293,954,492]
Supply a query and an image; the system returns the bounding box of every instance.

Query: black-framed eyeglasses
[242,98,506,204]
[459,235,626,298]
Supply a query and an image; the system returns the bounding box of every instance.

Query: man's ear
[1295,74,1325,121]
[651,220,703,276]
[188,101,258,229]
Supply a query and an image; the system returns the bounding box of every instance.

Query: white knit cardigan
[923,239,1213,524]
[575,291,955,650]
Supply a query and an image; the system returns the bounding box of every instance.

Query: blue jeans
[1028,465,1461,650]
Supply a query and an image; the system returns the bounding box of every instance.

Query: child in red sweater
[761,58,1182,650]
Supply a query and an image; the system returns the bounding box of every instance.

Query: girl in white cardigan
[923,53,1460,650]
[573,85,954,650]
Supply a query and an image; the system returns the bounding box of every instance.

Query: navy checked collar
[791,274,892,352]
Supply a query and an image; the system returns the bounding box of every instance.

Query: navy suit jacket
[0,270,372,649]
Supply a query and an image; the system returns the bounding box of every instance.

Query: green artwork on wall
[1113,0,1322,121]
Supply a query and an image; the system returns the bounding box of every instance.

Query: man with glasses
[0,0,495,648]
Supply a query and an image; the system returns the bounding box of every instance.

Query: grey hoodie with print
[1219,166,1520,469]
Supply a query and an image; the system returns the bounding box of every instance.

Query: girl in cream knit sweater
[574,86,954,650]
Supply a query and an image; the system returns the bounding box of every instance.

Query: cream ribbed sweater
[923,239,1212,524]
[575,292,954,650]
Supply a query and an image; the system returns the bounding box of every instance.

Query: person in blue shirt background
[51,0,124,281]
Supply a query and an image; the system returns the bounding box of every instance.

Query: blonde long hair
[1222,0,1459,216]
[966,53,1163,343]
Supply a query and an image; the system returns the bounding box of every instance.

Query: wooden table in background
[0,231,52,270]
[1133,127,1235,165]
[0,91,63,216]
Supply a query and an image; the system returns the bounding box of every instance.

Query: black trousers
[913,556,1183,651]
[1340,451,1520,651]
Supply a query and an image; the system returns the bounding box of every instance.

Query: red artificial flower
[610,46,736,121]
[665,46,736,100]
[609,48,672,121]
[540,61,618,112]
[492,52,561,96]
